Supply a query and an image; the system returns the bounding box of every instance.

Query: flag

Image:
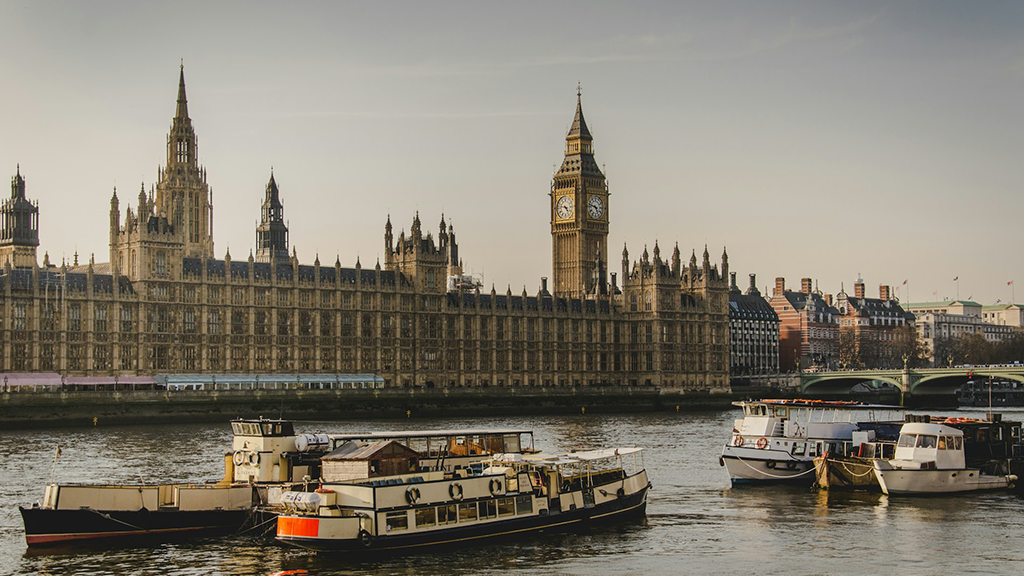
[932,291,938,296]
[997,299,1002,304]
[902,279,908,285]
[953,276,958,281]
[1009,281,1014,286]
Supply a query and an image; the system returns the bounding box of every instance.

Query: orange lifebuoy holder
[733,435,745,447]
[756,437,769,450]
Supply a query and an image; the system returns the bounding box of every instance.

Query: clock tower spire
[551,85,608,298]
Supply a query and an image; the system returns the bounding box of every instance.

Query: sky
[1,1,1021,304]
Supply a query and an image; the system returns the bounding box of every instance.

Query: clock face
[555,195,574,219]
[587,195,604,219]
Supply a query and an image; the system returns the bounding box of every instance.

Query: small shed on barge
[321,440,419,482]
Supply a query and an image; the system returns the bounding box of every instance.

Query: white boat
[720,399,905,484]
[276,445,649,553]
[873,422,1018,495]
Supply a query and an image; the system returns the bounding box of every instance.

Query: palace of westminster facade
[0,68,730,392]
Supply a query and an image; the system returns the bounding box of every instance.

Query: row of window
[384,495,533,532]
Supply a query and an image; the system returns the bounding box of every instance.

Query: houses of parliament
[0,68,730,392]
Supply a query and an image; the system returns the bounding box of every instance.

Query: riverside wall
[0,385,771,429]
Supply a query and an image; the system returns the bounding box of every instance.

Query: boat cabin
[322,441,420,482]
[893,423,965,469]
[733,400,905,441]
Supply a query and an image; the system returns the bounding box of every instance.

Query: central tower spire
[153,63,214,259]
[175,61,189,121]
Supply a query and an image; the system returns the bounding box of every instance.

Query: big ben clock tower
[551,86,608,298]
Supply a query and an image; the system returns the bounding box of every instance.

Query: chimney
[879,285,891,302]
[610,273,617,289]
[541,277,549,294]
[825,294,834,307]
[854,281,865,299]
[748,273,757,293]
[730,272,738,291]
[801,278,812,295]
[774,277,786,296]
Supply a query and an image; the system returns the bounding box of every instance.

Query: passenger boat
[873,421,1018,495]
[20,418,537,547]
[720,399,905,484]
[276,445,649,553]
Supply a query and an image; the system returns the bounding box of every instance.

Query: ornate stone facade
[0,69,729,392]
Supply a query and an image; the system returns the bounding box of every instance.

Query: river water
[2,408,1023,576]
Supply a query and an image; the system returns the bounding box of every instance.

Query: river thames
[2,407,1023,576]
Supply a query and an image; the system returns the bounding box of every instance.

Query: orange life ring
[733,435,745,447]
[756,437,768,450]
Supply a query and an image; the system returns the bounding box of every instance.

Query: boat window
[262,423,274,436]
[504,434,521,453]
[791,442,806,456]
[954,436,963,450]
[915,435,937,449]
[385,511,408,532]
[497,498,515,517]
[458,502,477,523]
[938,436,948,450]
[516,494,533,514]
[772,407,787,418]
[481,500,498,519]
[415,507,436,528]
[898,435,916,448]
[977,429,988,442]
[438,505,457,525]
[807,443,818,458]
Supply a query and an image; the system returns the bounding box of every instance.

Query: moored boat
[721,399,904,485]
[20,418,538,547]
[873,422,1018,495]
[276,445,649,553]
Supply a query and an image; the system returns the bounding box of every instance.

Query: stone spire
[568,82,592,139]
[255,170,288,263]
[175,61,189,121]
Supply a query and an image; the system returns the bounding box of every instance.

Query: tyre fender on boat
[406,486,421,504]
[765,460,777,469]
[232,451,245,467]
[449,481,464,501]
[786,461,798,471]
[358,529,373,548]
[756,437,768,450]
[489,478,504,496]
[733,435,744,447]
[616,487,626,498]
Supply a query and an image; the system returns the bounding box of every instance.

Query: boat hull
[278,484,649,553]
[721,448,815,485]
[874,468,1015,495]
[19,506,253,547]
[814,454,882,491]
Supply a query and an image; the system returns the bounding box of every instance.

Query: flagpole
[50,445,61,485]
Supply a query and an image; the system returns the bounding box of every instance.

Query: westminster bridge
[800,366,1024,397]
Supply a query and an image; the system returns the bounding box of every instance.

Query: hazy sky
[1,1,1021,304]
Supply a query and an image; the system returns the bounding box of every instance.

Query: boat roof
[899,422,962,436]
[327,429,533,440]
[734,399,904,410]
[492,447,642,466]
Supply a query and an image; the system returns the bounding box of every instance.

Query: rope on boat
[85,508,145,531]
[837,460,876,478]
[731,453,821,479]
[236,509,280,536]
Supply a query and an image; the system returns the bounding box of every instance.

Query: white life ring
[248,451,260,467]
[232,451,245,467]
[406,486,421,504]
[449,481,464,501]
